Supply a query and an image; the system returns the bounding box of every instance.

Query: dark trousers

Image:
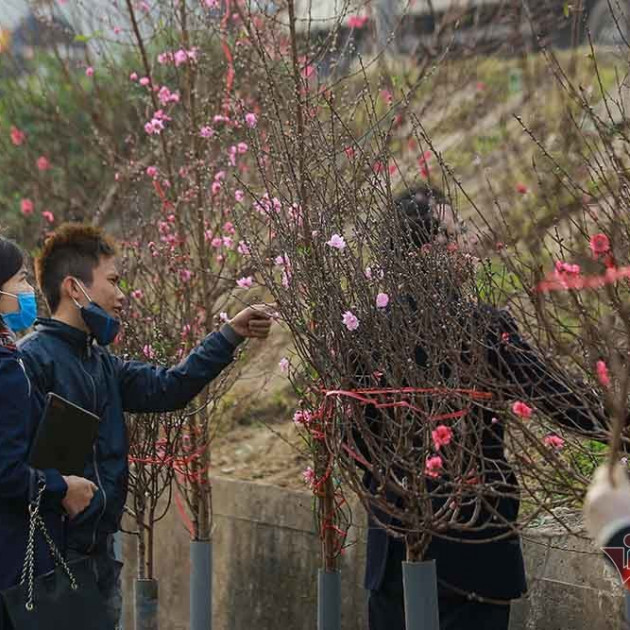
[368,541,511,630]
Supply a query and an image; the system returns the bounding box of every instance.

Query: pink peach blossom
[425,455,443,478]
[237,276,253,288]
[543,434,565,450]
[431,425,453,450]
[20,198,34,215]
[10,126,25,146]
[596,360,610,388]
[327,234,346,250]
[589,233,610,257]
[302,466,316,488]
[511,401,533,419]
[342,311,359,331]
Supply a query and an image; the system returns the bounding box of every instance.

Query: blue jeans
[68,535,124,630]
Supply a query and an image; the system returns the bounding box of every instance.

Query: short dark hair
[0,236,24,290]
[36,223,117,313]
[394,184,447,248]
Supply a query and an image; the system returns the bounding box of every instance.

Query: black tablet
[29,393,100,477]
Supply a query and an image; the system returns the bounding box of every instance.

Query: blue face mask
[0,291,37,333]
[72,280,120,346]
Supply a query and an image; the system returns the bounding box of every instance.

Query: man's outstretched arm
[117,305,272,413]
[488,308,608,437]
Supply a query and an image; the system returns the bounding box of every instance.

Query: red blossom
[511,400,533,418]
[589,233,610,257]
[10,126,26,146]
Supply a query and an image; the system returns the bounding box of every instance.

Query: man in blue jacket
[18,223,272,629]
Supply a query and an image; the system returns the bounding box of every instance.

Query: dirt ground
[211,420,309,489]
[209,324,308,490]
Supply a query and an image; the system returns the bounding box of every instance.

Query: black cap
[0,237,24,290]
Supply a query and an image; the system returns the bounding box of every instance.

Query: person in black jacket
[364,185,608,630]
[18,224,273,630]
[0,236,96,629]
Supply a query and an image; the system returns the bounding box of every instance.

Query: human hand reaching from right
[584,463,630,544]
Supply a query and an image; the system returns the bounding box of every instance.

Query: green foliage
[0,51,143,247]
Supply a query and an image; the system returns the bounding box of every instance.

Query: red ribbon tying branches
[298,386,493,555]
[128,435,210,531]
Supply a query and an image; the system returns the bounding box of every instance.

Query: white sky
[0,1,112,30]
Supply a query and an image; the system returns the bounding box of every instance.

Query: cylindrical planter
[190,540,213,630]
[135,578,159,630]
[402,560,440,630]
[317,569,341,630]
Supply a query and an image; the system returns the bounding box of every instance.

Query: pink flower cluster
[511,401,533,419]
[293,409,312,426]
[543,434,565,451]
[425,455,443,478]
[144,110,171,135]
[275,254,292,288]
[589,233,610,257]
[228,142,249,166]
[158,48,199,67]
[302,466,316,488]
[10,126,26,146]
[555,260,581,276]
[157,86,180,106]
[342,310,359,331]
[326,234,346,250]
[347,14,368,28]
[20,199,34,216]
[431,425,453,450]
[237,276,253,288]
[596,360,610,388]
[254,194,282,217]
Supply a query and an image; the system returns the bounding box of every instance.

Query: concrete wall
[120,478,626,630]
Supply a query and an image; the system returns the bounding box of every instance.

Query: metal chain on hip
[20,475,78,612]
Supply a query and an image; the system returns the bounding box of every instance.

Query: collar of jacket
[0,328,17,351]
[34,317,93,354]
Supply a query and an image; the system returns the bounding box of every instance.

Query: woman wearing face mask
[0,237,97,629]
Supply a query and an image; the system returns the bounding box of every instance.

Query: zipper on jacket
[80,349,107,553]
